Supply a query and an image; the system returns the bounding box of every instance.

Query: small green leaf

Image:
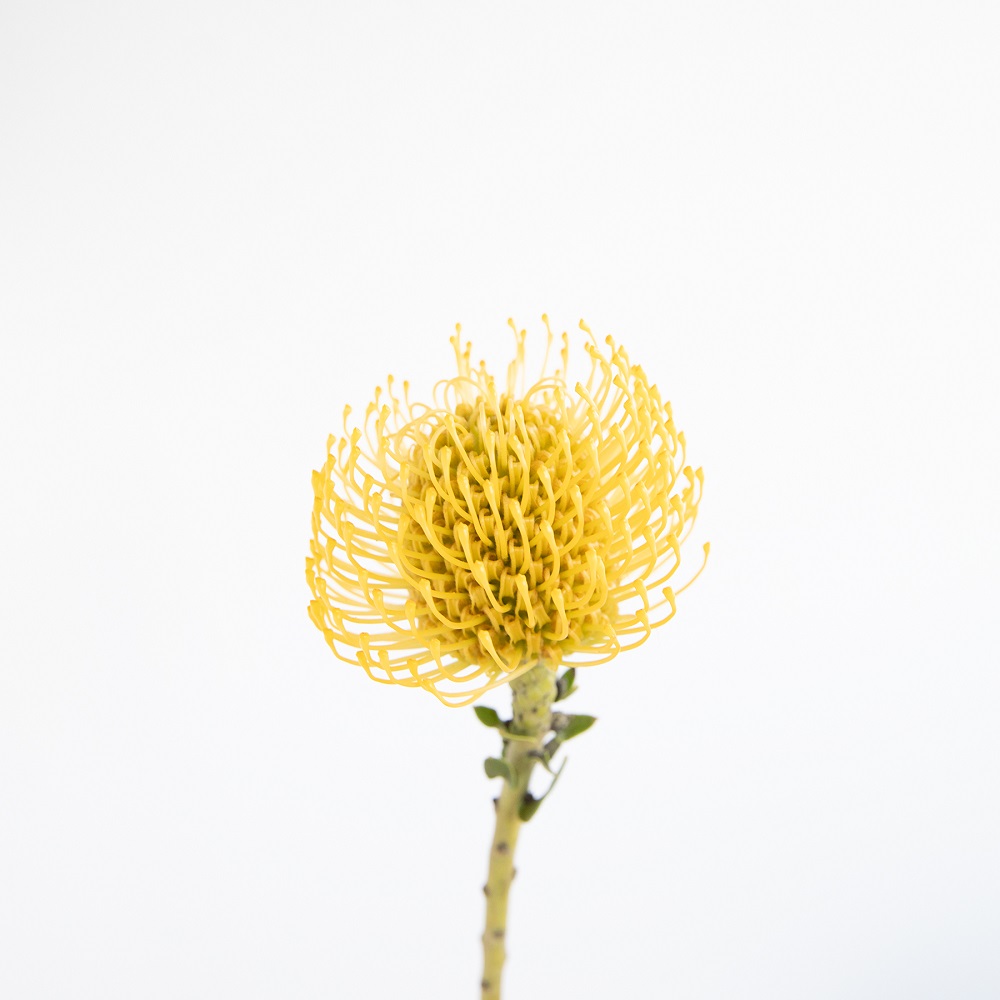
[528,738,563,775]
[561,714,597,741]
[554,668,576,701]
[484,757,513,782]
[518,759,567,821]
[518,794,542,821]
[474,706,503,728]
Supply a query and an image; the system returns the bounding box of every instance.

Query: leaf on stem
[560,714,597,741]
[519,793,543,821]
[473,706,504,728]
[554,667,577,701]
[518,759,567,821]
[483,757,513,782]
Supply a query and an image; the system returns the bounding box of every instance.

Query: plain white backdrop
[2,3,998,998]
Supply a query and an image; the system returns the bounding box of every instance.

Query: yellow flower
[307,317,707,706]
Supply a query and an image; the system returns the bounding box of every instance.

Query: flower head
[307,317,707,706]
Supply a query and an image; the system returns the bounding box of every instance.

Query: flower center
[399,395,614,674]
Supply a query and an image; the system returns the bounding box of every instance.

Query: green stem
[480,664,556,1000]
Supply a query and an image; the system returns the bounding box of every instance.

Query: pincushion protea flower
[307,317,707,707]
[306,317,707,1000]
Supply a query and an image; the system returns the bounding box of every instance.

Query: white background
[2,3,998,998]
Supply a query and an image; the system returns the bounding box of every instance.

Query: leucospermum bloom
[307,318,707,707]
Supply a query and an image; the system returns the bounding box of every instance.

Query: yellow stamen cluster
[307,318,707,706]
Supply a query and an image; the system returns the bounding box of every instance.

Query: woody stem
[480,664,557,1000]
